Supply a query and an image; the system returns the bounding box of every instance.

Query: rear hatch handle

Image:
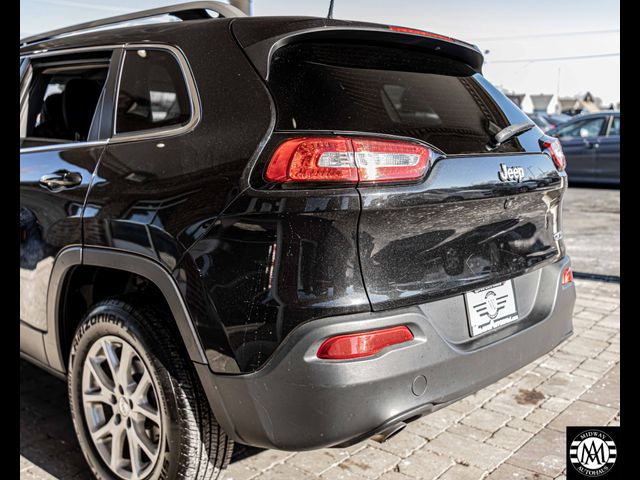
[486,122,535,151]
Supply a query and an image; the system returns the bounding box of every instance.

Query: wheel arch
[44,246,208,373]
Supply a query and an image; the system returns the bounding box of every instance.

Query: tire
[68,296,233,480]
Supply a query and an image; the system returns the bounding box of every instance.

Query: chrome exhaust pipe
[370,422,407,443]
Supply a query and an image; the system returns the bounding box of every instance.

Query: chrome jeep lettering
[498,163,525,182]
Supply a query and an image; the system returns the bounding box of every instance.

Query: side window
[20,54,110,148]
[608,116,620,136]
[555,117,605,139]
[115,49,191,134]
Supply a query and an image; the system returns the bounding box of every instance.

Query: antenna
[327,0,335,19]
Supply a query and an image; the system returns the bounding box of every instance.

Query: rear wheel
[68,297,233,480]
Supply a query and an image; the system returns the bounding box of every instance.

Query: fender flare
[44,246,208,372]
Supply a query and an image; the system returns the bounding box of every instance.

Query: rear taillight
[540,136,566,171]
[265,138,357,183]
[265,137,433,184]
[317,326,414,360]
[562,266,573,286]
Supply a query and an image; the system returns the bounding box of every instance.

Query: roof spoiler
[232,22,485,79]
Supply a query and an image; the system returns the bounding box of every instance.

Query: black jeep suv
[20,2,576,479]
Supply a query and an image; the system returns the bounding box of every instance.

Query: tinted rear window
[269,42,518,155]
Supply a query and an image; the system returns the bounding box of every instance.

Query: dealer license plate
[465,281,519,337]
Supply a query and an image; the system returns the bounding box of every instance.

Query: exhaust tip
[370,422,407,443]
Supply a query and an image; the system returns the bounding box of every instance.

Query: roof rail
[20,1,246,47]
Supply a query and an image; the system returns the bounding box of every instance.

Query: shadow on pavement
[20,359,91,479]
[572,271,620,283]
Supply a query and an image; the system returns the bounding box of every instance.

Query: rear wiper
[486,122,535,151]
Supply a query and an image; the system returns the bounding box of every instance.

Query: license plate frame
[464,281,519,337]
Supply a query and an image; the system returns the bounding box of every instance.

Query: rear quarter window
[116,48,191,135]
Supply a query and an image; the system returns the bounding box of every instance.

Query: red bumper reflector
[317,326,414,360]
[562,267,573,285]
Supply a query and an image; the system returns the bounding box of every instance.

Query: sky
[20,0,620,108]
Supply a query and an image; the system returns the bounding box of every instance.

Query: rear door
[264,37,565,311]
[19,48,119,360]
[553,116,607,181]
[595,114,620,182]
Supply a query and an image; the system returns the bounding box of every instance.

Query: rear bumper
[197,256,575,450]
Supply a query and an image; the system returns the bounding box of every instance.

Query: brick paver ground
[20,278,620,480]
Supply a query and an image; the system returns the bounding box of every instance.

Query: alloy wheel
[81,335,163,480]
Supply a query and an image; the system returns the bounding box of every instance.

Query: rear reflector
[562,267,573,286]
[265,137,432,184]
[317,326,414,360]
[540,136,566,171]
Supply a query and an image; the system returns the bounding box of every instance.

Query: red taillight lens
[317,326,414,360]
[265,137,357,183]
[265,137,432,184]
[562,267,573,286]
[540,136,566,171]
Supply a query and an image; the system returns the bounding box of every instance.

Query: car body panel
[356,153,564,311]
[20,145,104,331]
[561,137,598,179]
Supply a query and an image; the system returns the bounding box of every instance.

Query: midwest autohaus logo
[569,429,617,477]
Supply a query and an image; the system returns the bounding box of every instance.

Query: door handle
[39,170,83,191]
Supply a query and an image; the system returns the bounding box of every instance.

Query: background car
[527,112,572,132]
[527,112,553,132]
[544,113,572,127]
[547,111,620,185]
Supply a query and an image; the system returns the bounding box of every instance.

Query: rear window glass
[269,42,517,155]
